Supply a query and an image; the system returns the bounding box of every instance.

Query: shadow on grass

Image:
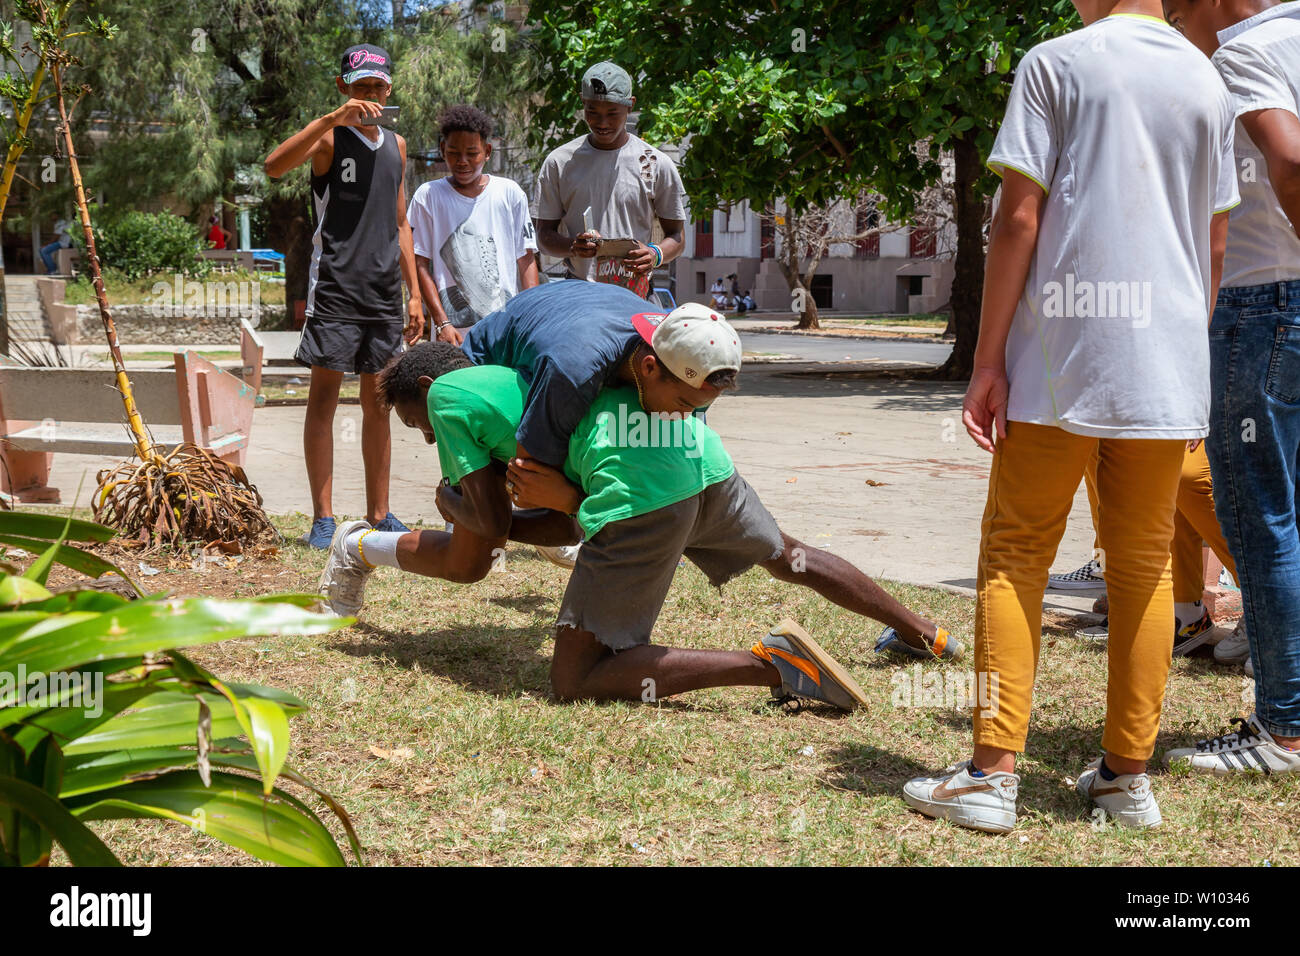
[339,621,554,698]
[488,593,556,615]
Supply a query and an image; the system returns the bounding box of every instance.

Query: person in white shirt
[1159,0,1300,777]
[902,0,1239,834]
[534,61,686,297]
[408,105,539,346]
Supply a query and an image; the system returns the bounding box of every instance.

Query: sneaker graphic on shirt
[1165,715,1300,775]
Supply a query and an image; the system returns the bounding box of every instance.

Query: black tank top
[307,125,403,322]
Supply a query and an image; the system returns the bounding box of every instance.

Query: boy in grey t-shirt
[534,61,687,294]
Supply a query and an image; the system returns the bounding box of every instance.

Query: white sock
[345,529,403,569]
[1175,601,1203,630]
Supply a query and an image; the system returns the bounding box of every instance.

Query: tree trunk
[798,292,820,330]
[935,132,985,380]
[266,193,312,317]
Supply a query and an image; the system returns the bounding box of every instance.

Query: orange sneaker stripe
[767,646,822,686]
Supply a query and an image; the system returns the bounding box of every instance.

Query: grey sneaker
[1165,715,1300,775]
[1076,758,1161,828]
[903,761,1020,833]
[751,618,867,712]
[1213,619,1250,664]
[318,519,373,618]
[1048,558,1105,590]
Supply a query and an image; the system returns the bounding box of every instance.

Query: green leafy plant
[0,510,361,866]
[80,209,211,280]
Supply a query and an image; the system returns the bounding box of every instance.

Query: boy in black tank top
[266,44,423,548]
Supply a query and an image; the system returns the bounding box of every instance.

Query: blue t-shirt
[459,280,652,467]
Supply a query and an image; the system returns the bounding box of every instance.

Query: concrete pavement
[35,356,1100,611]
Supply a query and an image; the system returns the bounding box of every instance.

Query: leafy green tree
[527,0,1077,376]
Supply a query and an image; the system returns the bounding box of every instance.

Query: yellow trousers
[1084,443,1237,601]
[974,422,1185,760]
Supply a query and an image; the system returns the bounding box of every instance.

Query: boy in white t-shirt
[902,0,1239,833]
[408,105,539,345]
[1160,0,1300,777]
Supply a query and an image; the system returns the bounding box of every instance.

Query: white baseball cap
[631,302,742,384]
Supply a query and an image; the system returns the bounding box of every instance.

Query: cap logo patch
[349,50,387,68]
[685,368,698,379]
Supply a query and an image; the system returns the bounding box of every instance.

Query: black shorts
[294,314,404,374]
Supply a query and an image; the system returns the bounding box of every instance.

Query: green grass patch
[65,512,1294,866]
[108,349,242,363]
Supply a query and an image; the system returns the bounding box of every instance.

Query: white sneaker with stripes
[1165,715,1300,775]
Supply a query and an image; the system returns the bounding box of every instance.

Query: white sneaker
[535,543,580,569]
[1213,619,1250,664]
[1075,759,1161,828]
[902,762,1019,833]
[318,519,373,618]
[1048,559,1105,590]
[1165,714,1300,775]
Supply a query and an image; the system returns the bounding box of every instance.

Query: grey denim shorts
[555,470,785,650]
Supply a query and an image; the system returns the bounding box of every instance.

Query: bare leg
[762,532,937,647]
[359,371,391,524]
[551,626,780,702]
[304,367,344,521]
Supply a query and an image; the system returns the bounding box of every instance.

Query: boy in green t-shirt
[318,317,955,710]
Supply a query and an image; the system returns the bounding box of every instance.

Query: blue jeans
[1207,280,1300,738]
[40,240,63,274]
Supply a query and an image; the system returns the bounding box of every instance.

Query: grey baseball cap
[581,62,633,105]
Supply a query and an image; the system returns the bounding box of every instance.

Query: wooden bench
[0,324,264,504]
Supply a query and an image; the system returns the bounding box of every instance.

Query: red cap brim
[630,312,667,347]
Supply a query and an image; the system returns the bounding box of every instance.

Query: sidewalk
[35,359,1100,611]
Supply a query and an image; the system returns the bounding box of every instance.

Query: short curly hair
[379,342,474,408]
[439,104,493,144]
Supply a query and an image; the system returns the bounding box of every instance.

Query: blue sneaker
[373,513,410,533]
[300,517,337,550]
[875,625,963,661]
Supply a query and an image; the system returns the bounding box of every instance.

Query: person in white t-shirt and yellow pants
[902,0,1240,833]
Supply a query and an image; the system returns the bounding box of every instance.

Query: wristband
[436,321,452,331]
[649,243,663,267]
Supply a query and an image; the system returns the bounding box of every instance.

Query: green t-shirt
[427,366,527,484]
[563,386,734,539]
[427,367,734,539]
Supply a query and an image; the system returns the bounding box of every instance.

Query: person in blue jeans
[39,218,73,275]
[1163,0,1300,774]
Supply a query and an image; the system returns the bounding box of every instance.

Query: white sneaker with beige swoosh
[902,762,1019,833]
[1075,758,1161,828]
